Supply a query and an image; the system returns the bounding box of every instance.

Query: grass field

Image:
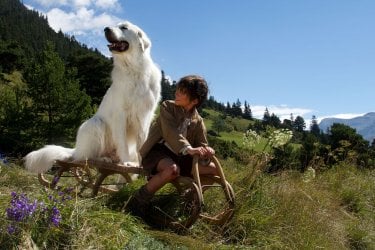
[1,158,374,249]
[1,108,374,249]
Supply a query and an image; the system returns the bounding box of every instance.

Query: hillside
[0,0,104,59]
[319,112,375,142]
[0,0,114,103]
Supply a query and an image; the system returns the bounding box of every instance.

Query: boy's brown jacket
[139,100,208,159]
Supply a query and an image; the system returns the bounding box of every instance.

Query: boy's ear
[192,99,199,106]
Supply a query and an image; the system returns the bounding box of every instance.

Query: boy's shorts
[142,143,193,177]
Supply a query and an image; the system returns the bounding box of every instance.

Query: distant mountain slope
[319,112,375,142]
[0,0,104,59]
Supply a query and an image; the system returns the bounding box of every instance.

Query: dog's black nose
[104,27,110,33]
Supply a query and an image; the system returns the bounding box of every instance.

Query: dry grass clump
[201,159,374,249]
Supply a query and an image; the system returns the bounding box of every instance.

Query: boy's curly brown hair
[176,75,208,108]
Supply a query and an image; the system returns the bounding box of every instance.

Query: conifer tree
[67,53,111,106]
[0,70,32,154]
[293,116,306,132]
[231,99,242,117]
[160,70,175,102]
[243,101,252,120]
[269,113,281,128]
[25,41,92,145]
[310,115,320,136]
[262,108,271,125]
[225,102,231,115]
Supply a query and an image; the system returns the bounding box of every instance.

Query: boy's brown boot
[127,185,154,218]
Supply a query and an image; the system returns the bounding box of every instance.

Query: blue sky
[23,0,375,124]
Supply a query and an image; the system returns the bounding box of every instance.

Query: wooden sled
[38,155,235,230]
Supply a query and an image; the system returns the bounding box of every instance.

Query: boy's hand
[187,146,215,158]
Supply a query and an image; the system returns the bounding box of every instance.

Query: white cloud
[249,105,364,131]
[94,0,120,10]
[46,7,121,35]
[34,0,120,10]
[251,105,365,129]
[316,113,365,123]
[72,0,92,8]
[24,0,122,54]
[24,4,34,10]
[34,0,68,7]
[251,104,312,121]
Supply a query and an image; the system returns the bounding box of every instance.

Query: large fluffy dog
[25,21,161,173]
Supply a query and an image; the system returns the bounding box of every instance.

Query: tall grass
[1,158,374,249]
[186,157,375,249]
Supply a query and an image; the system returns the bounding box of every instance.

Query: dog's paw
[99,157,114,163]
[124,161,139,168]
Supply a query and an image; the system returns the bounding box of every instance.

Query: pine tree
[243,101,252,120]
[160,70,175,102]
[212,116,226,135]
[0,70,32,154]
[231,99,242,117]
[269,113,281,128]
[262,108,271,125]
[225,102,231,115]
[25,41,92,145]
[293,116,306,132]
[67,52,111,106]
[310,115,320,136]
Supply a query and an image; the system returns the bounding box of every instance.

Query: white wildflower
[243,129,261,149]
[303,167,316,183]
[268,129,293,148]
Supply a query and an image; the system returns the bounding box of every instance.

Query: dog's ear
[138,31,151,52]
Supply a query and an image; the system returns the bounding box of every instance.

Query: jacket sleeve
[193,117,208,147]
[159,102,191,154]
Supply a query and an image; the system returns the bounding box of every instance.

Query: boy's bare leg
[198,162,218,176]
[145,158,179,193]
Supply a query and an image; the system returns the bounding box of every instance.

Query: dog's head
[104,21,151,55]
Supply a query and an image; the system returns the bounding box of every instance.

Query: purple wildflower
[52,175,60,186]
[53,187,74,203]
[50,206,61,227]
[61,195,72,202]
[6,192,38,222]
[7,224,17,234]
[0,152,8,164]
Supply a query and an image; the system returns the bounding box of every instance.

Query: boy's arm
[159,102,191,154]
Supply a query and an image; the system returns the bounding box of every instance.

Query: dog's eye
[120,26,128,30]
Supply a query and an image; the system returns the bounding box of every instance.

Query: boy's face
[175,88,198,110]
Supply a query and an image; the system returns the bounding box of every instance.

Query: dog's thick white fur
[25,21,161,173]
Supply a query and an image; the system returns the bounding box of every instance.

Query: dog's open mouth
[107,41,129,52]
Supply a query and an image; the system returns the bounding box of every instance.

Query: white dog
[25,21,161,173]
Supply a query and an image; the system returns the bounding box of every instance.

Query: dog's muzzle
[104,27,130,52]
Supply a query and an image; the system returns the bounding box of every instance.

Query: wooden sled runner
[38,155,235,230]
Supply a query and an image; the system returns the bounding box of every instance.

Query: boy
[129,75,217,217]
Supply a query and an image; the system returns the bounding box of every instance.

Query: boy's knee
[162,164,179,181]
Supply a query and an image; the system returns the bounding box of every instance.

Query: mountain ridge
[319,112,375,142]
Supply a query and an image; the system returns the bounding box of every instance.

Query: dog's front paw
[124,161,139,168]
[100,157,114,163]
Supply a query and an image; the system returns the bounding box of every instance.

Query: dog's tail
[24,145,75,173]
